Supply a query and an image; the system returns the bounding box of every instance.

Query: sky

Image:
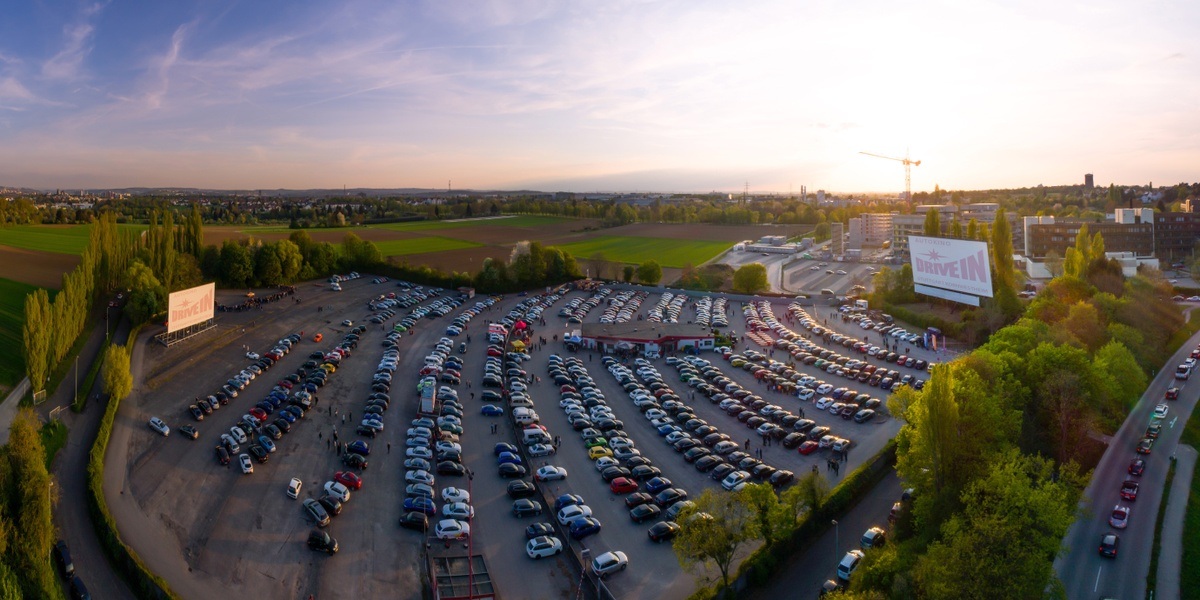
[0,0,1196,194]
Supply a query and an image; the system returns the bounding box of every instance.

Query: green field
[374,236,482,257]
[0,277,38,387]
[554,236,732,268]
[0,224,146,255]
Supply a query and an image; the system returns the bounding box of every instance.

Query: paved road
[745,471,902,600]
[45,308,136,600]
[1055,327,1200,600]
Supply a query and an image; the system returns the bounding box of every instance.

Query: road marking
[1170,416,1178,429]
[1094,566,1102,592]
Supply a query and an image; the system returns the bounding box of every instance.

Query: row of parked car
[692,295,729,328]
[644,291,686,324]
[598,289,647,324]
[558,288,611,323]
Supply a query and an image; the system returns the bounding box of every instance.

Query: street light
[832,519,839,567]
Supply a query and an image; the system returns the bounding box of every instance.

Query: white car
[721,471,751,491]
[407,447,433,459]
[238,453,253,474]
[528,443,556,457]
[405,470,435,486]
[324,481,351,502]
[594,457,619,472]
[436,441,462,454]
[816,383,834,395]
[230,426,248,444]
[148,417,170,437]
[591,550,628,577]
[442,502,475,520]
[441,487,470,504]
[287,478,302,499]
[535,466,568,481]
[1154,403,1169,419]
[526,535,563,559]
[246,351,260,360]
[797,388,815,401]
[435,519,471,540]
[342,319,353,326]
[815,397,834,410]
[557,504,593,525]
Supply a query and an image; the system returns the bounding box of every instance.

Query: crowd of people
[217,285,298,312]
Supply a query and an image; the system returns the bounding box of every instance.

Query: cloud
[41,2,108,81]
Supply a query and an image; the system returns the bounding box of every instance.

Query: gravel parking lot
[107,277,922,600]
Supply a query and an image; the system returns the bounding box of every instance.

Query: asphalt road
[745,471,902,600]
[1055,327,1200,600]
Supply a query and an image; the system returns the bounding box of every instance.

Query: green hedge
[85,325,178,600]
[691,440,899,599]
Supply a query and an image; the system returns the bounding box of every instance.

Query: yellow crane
[860,151,921,202]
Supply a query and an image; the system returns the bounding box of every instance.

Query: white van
[1177,364,1192,380]
[522,428,551,445]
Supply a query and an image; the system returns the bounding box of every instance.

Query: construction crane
[860,151,921,202]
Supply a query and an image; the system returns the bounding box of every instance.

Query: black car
[508,479,537,498]
[769,470,794,487]
[214,445,230,465]
[189,405,205,421]
[178,425,199,440]
[648,521,681,542]
[654,488,687,508]
[399,511,428,532]
[601,466,631,482]
[264,424,283,440]
[498,463,527,478]
[782,432,806,448]
[683,447,712,463]
[437,461,467,476]
[274,418,292,433]
[357,425,378,438]
[512,499,543,517]
[630,503,662,523]
[525,522,555,539]
[1099,533,1119,558]
[318,495,343,516]
[694,455,724,472]
[342,453,368,469]
[69,576,90,600]
[625,492,654,508]
[307,529,339,554]
[53,540,74,578]
[248,445,269,463]
[710,463,737,481]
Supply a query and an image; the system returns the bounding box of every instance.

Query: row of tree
[0,411,60,599]
[833,232,1176,599]
[23,214,140,393]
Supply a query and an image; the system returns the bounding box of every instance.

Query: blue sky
[0,0,1196,193]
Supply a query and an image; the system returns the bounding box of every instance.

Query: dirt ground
[0,245,80,288]
[203,226,423,247]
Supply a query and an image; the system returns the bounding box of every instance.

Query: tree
[4,410,58,599]
[893,364,961,533]
[737,483,790,547]
[123,260,166,325]
[732,263,769,293]
[1042,249,1064,278]
[990,208,1015,292]
[219,241,253,287]
[673,489,756,590]
[636,260,663,285]
[254,243,284,286]
[622,265,636,283]
[923,208,941,236]
[274,240,304,283]
[103,344,133,401]
[22,289,51,393]
[780,469,829,531]
[913,451,1082,600]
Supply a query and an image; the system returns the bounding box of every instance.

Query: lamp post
[832,519,839,567]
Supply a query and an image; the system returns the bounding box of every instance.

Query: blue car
[494,443,518,456]
[656,423,677,437]
[569,517,602,539]
[348,440,370,456]
[481,405,504,416]
[277,410,296,424]
[258,435,276,453]
[497,451,522,465]
[554,494,585,512]
[403,496,436,515]
[302,383,318,393]
[645,476,673,494]
[256,401,275,415]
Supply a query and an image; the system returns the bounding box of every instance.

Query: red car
[249,408,268,421]
[1165,387,1180,400]
[487,347,503,357]
[1120,479,1139,501]
[609,477,639,494]
[798,441,820,455]
[335,471,363,490]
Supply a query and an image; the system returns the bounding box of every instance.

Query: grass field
[0,277,38,388]
[372,215,574,231]
[40,419,68,471]
[374,236,482,257]
[554,236,732,268]
[0,223,146,255]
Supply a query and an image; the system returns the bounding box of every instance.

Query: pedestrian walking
[491,423,497,434]
[348,410,352,420]
[318,432,322,440]
[387,442,391,454]
[833,461,840,475]
[745,439,750,450]
[812,464,819,475]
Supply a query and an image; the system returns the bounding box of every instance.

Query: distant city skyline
[0,1,1196,193]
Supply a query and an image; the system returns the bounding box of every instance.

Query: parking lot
[106,275,929,600]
